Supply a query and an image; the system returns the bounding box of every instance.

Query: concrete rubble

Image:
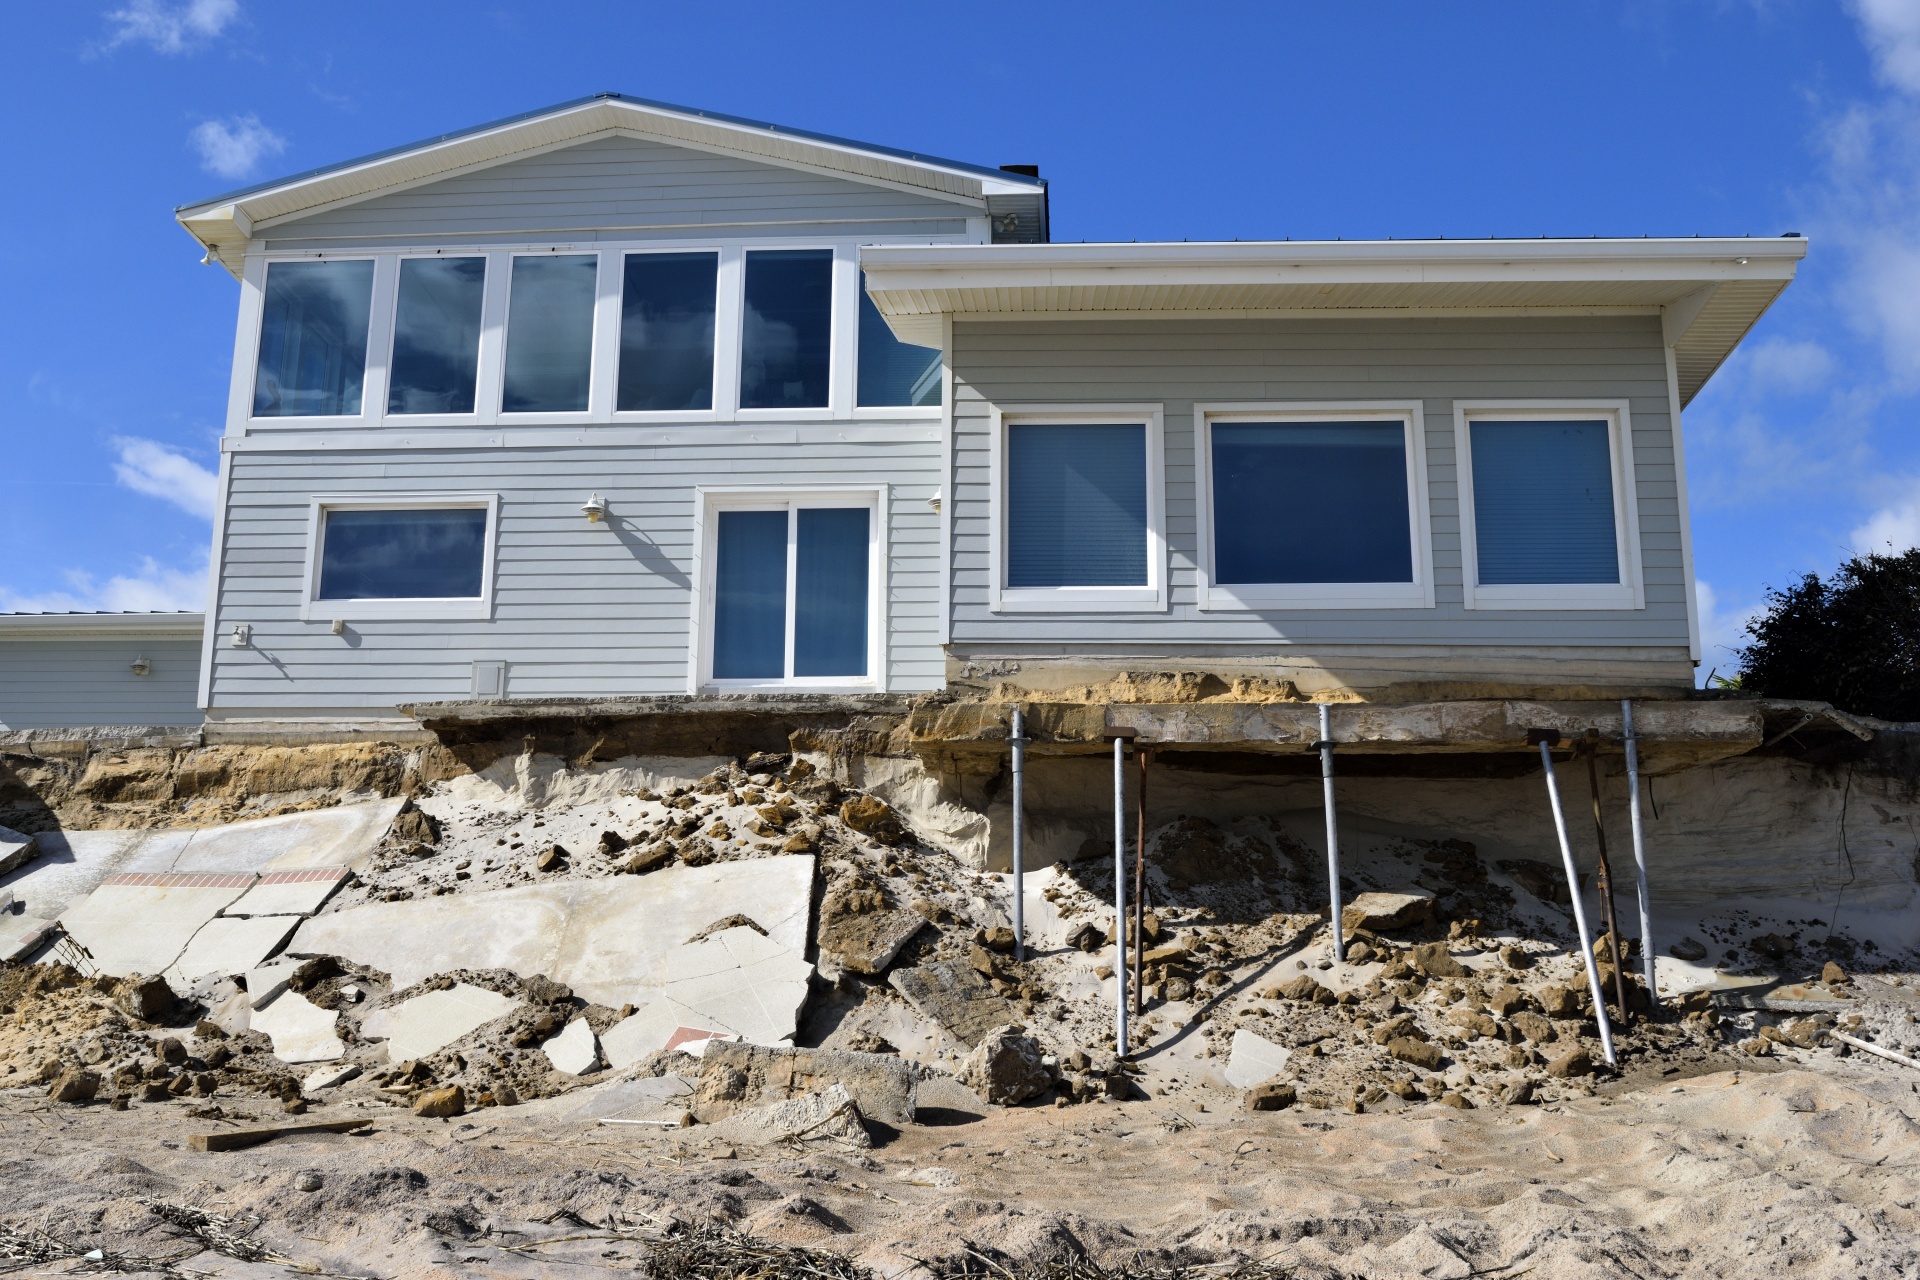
[0,825,37,877]
[362,982,518,1062]
[541,1016,600,1075]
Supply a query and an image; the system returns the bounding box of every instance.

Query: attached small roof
[175,93,1046,273]
[861,236,1806,405]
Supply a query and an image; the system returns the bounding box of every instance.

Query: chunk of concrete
[598,997,735,1070]
[693,1040,916,1128]
[249,990,343,1064]
[360,983,517,1062]
[0,826,38,877]
[222,869,350,918]
[1223,1028,1294,1089]
[290,856,815,1008]
[1341,891,1434,933]
[0,913,55,962]
[706,1083,871,1149]
[167,916,299,983]
[245,959,300,1010]
[543,1017,601,1076]
[662,926,813,1046]
[522,1072,695,1123]
[818,909,926,976]
[958,1025,1051,1106]
[888,959,1018,1048]
[57,873,256,977]
[171,799,407,875]
[302,1063,361,1092]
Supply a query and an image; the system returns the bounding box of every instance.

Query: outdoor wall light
[581,494,608,523]
[130,655,150,677]
[230,623,251,648]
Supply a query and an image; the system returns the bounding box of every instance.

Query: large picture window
[253,260,374,418]
[704,494,879,686]
[1455,404,1640,610]
[302,497,498,620]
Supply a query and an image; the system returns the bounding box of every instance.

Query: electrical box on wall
[471,661,506,699]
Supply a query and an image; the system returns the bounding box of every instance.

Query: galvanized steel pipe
[1113,733,1129,1058]
[1010,706,1027,963]
[1319,703,1344,961]
[1539,738,1617,1067]
[1622,700,1657,999]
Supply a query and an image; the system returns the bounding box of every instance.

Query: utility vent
[987,192,1048,245]
[471,660,507,700]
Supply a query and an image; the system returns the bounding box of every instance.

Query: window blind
[712,510,789,679]
[794,508,870,677]
[1210,422,1412,584]
[1006,424,1148,588]
[1470,420,1620,585]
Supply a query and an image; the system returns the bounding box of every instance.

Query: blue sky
[3,1,1919,679]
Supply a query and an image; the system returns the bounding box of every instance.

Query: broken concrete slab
[249,990,343,1064]
[818,909,926,976]
[888,959,1018,1048]
[599,997,735,1070]
[0,825,38,877]
[1341,891,1434,933]
[517,1072,696,1123]
[705,1082,871,1149]
[291,856,814,1008]
[301,1063,361,1093]
[169,798,406,875]
[1223,1028,1294,1089]
[56,873,256,977]
[662,926,813,1047]
[167,915,299,983]
[692,1040,917,1128]
[543,1017,600,1076]
[245,959,299,1010]
[361,983,518,1062]
[0,912,55,962]
[958,1025,1050,1105]
[222,869,350,918]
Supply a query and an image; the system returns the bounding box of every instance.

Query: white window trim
[1193,401,1435,611]
[689,485,889,693]
[299,493,500,621]
[1453,400,1645,611]
[988,405,1168,614]
[237,235,951,434]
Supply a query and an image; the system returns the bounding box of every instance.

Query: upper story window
[389,257,485,415]
[241,241,944,426]
[1454,403,1642,610]
[1197,405,1434,609]
[740,250,833,410]
[253,259,373,417]
[992,408,1166,612]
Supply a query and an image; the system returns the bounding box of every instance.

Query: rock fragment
[117,974,176,1023]
[1410,942,1464,979]
[1246,1081,1297,1111]
[1546,1048,1593,1078]
[839,795,905,843]
[48,1069,101,1103]
[1668,937,1709,962]
[1341,891,1434,932]
[414,1085,467,1117]
[1388,1037,1443,1069]
[889,959,1018,1048]
[958,1025,1051,1106]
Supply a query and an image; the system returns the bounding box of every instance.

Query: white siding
[0,635,204,729]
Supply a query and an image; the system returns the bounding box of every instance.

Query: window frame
[1193,402,1435,611]
[689,485,888,692]
[382,250,492,420]
[1453,400,1644,611]
[988,405,1168,614]
[244,254,385,428]
[609,244,730,423]
[298,493,501,621]
[496,249,611,423]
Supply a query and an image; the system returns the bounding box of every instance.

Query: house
[166,93,1802,734]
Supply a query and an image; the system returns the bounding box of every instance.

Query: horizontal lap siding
[268,136,974,245]
[950,315,1689,649]
[0,636,204,728]
[208,439,943,710]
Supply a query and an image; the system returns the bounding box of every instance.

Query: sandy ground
[4,1054,1919,1279]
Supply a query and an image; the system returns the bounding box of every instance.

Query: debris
[1823,961,1851,986]
[623,845,675,875]
[958,1024,1051,1105]
[247,990,344,1064]
[189,1119,372,1152]
[245,959,297,1009]
[694,1041,917,1127]
[599,997,735,1069]
[168,915,300,983]
[889,959,1020,1048]
[1247,1080,1298,1111]
[1499,858,1571,904]
[47,1068,100,1103]
[839,794,905,843]
[1832,1031,1920,1072]
[301,1063,361,1092]
[362,982,518,1062]
[1547,1048,1594,1078]
[413,1085,467,1118]
[1669,937,1709,962]
[1500,945,1535,970]
[1223,1028,1294,1089]
[0,824,39,876]
[708,1083,872,1148]
[535,845,569,872]
[662,926,813,1046]
[542,1017,601,1075]
[1341,891,1434,932]
[294,1171,324,1192]
[116,974,177,1023]
[1388,1037,1443,1070]
[59,872,256,977]
[1502,1080,1538,1106]
[1410,941,1464,978]
[819,909,926,976]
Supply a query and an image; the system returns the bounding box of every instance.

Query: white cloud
[1742,337,1835,394]
[111,437,217,520]
[1852,0,1920,95]
[1850,487,1920,552]
[0,554,208,615]
[1695,578,1764,684]
[189,114,285,180]
[103,0,239,54]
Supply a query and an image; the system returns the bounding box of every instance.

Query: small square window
[1469,420,1619,585]
[253,259,374,418]
[706,497,876,686]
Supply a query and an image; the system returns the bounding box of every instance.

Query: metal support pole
[1112,734,1129,1058]
[1318,703,1344,961]
[1536,735,1616,1067]
[1010,706,1027,963]
[1133,747,1149,1016]
[1622,700,1658,1000]
[1583,733,1632,1023]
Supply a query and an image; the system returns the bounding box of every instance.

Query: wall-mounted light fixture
[230,623,251,648]
[130,655,151,677]
[581,494,608,524]
[927,492,943,513]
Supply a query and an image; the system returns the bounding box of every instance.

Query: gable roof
[175,93,1046,275]
[861,236,1806,405]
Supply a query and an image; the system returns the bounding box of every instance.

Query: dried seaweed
[638,1222,872,1279]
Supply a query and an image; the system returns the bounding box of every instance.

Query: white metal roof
[860,236,1805,405]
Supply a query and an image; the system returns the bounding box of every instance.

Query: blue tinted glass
[741,250,832,409]
[389,257,485,415]
[1212,423,1413,584]
[794,508,870,677]
[856,271,942,407]
[502,255,597,412]
[1007,424,1148,588]
[713,510,789,679]
[254,260,373,417]
[317,509,487,600]
[618,252,717,411]
[1470,420,1619,585]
